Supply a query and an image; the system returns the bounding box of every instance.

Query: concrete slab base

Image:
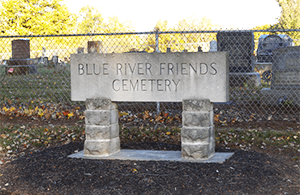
[229,72,261,87]
[68,150,234,163]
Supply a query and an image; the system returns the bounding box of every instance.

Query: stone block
[210,125,215,139]
[181,143,212,159]
[182,111,211,127]
[85,110,111,125]
[85,124,119,140]
[210,110,214,126]
[86,99,113,110]
[110,109,119,124]
[182,99,213,112]
[181,127,211,143]
[209,139,216,156]
[84,138,120,156]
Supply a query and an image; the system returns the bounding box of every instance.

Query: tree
[76,5,105,34]
[146,17,218,53]
[275,0,300,29]
[175,16,217,52]
[105,16,134,33]
[75,6,139,53]
[274,0,300,44]
[0,0,76,35]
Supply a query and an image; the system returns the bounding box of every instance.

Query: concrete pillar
[84,99,120,156]
[181,99,215,160]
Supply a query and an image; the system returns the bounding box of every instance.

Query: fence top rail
[0,29,300,38]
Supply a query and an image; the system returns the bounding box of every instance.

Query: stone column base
[181,99,215,160]
[84,99,120,157]
[84,138,120,156]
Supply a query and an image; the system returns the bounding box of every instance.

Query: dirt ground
[0,115,299,195]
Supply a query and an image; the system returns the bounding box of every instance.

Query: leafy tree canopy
[0,0,76,35]
[275,0,300,30]
[77,5,104,34]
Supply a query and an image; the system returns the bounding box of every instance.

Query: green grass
[0,124,85,154]
[0,123,299,159]
[0,65,71,104]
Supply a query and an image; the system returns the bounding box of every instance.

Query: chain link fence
[0,29,300,123]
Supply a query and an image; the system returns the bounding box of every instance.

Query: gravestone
[71,52,229,161]
[261,46,300,105]
[51,56,59,66]
[77,47,84,54]
[217,31,260,87]
[257,34,294,63]
[217,31,254,72]
[42,47,46,57]
[88,41,102,53]
[209,40,217,52]
[272,46,300,89]
[43,57,48,66]
[8,39,31,75]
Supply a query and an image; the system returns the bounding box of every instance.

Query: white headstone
[42,47,46,57]
[209,40,217,52]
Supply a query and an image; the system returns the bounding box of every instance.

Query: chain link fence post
[155,30,160,116]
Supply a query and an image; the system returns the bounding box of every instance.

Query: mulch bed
[0,141,299,195]
[0,114,299,194]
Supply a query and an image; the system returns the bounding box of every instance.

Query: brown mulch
[0,116,299,195]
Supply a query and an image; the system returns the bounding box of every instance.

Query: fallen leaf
[63,111,70,116]
[45,113,51,120]
[143,111,150,120]
[155,116,163,122]
[68,112,74,119]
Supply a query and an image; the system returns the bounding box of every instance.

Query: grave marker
[217,31,261,87]
[272,46,300,89]
[217,31,254,72]
[261,46,300,105]
[8,39,31,75]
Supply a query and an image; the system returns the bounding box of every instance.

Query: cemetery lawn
[0,116,299,195]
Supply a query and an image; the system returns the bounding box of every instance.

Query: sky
[62,0,282,32]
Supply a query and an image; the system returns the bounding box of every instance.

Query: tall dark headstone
[11,39,30,60]
[8,39,31,75]
[217,31,254,73]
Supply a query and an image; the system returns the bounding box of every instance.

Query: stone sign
[217,31,254,72]
[71,52,229,102]
[71,52,229,161]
